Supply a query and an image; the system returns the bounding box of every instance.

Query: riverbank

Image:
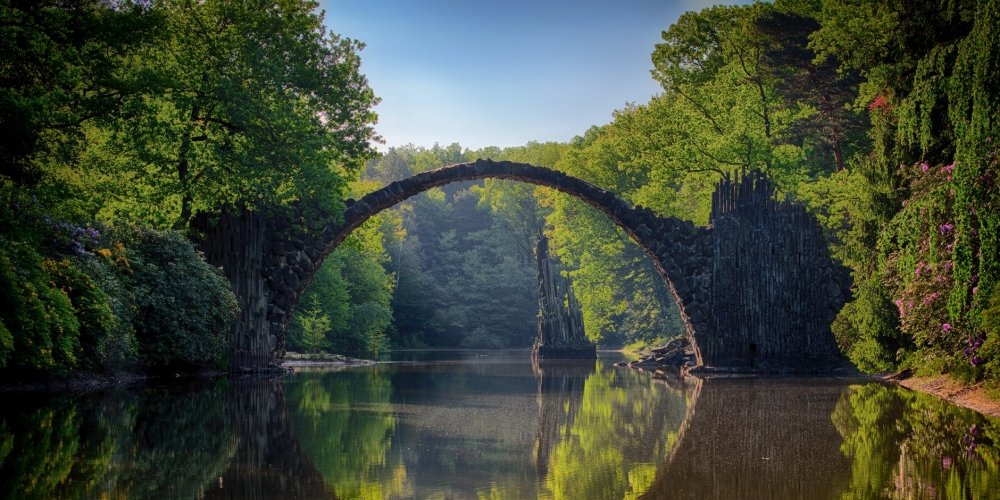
[621,339,1000,419]
[0,352,373,392]
[884,372,1000,419]
[0,372,147,394]
[281,351,374,368]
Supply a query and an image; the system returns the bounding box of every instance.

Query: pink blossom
[943,162,955,173]
[921,162,930,173]
[940,223,954,234]
[942,323,953,333]
[973,286,979,295]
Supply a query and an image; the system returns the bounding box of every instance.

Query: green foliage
[41,258,117,372]
[0,0,161,191]
[70,249,140,371]
[359,145,544,350]
[297,297,333,354]
[288,370,405,499]
[0,321,11,368]
[388,181,537,348]
[290,210,396,356]
[84,0,378,228]
[1,0,380,376]
[477,141,687,348]
[805,0,1000,379]
[979,286,1000,381]
[118,228,237,371]
[0,239,81,374]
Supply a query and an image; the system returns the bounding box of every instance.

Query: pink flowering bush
[890,253,955,349]
[883,159,975,372]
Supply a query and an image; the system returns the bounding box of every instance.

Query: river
[0,350,997,499]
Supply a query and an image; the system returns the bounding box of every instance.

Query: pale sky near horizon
[319,0,749,151]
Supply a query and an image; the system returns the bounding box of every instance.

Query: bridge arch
[303,159,707,361]
[204,160,848,372]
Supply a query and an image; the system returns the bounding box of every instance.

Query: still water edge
[0,350,997,499]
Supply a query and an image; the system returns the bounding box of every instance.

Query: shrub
[978,287,1000,381]
[0,239,81,374]
[835,277,904,373]
[119,228,237,371]
[70,252,139,371]
[42,258,118,371]
[0,320,12,367]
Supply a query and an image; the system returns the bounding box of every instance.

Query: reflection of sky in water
[0,351,998,499]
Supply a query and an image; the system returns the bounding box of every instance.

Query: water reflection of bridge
[9,360,992,498]
[204,377,333,499]
[640,377,853,499]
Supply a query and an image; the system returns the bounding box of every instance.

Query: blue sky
[319,1,743,150]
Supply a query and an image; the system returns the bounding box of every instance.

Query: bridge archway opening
[299,159,704,361]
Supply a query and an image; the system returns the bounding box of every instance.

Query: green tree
[297,296,332,354]
[805,0,999,377]
[93,0,377,228]
[0,0,160,194]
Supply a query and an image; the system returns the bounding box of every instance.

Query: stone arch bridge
[195,159,849,372]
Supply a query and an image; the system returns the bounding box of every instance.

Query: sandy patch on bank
[889,374,1000,418]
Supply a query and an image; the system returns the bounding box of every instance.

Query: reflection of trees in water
[532,359,594,479]
[385,359,541,499]
[536,361,692,500]
[0,381,237,499]
[639,379,1000,500]
[833,383,1000,500]
[203,376,333,499]
[286,367,408,499]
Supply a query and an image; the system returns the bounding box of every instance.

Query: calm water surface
[1,350,997,499]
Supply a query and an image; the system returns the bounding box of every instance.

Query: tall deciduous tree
[93,0,378,228]
[0,0,161,206]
